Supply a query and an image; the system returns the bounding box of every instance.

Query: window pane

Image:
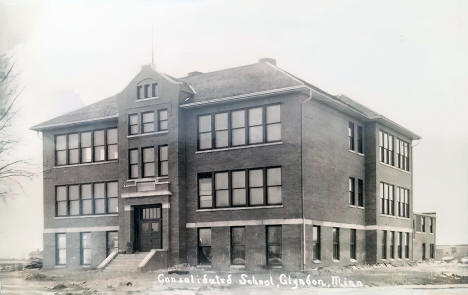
[82,249,91,265]
[232,227,245,244]
[231,110,245,128]
[94,183,105,198]
[232,128,246,146]
[56,151,66,165]
[248,108,263,126]
[70,200,80,215]
[129,114,138,125]
[267,123,281,141]
[199,229,211,246]
[199,115,212,132]
[143,148,154,162]
[199,195,212,208]
[160,162,168,176]
[215,130,228,147]
[159,121,168,130]
[58,249,66,265]
[215,190,229,207]
[95,199,105,214]
[267,226,281,243]
[94,146,105,161]
[130,165,139,179]
[249,188,264,205]
[268,246,282,265]
[249,169,263,187]
[267,186,282,204]
[81,184,92,199]
[56,135,67,150]
[130,149,138,164]
[57,202,67,216]
[94,130,105,146]
[107,144,118,160]
[107,129,118,144]
[142,112,154,123]
[69,185,79,200]
[69,149,79,164]
[266,105,280,123]
[82,147,92,162]
[232,189,246,206]
[107,182,118,198]
[144,163,155,177]
[108,198,118,213]
[57,234,66,248]
[267,168,281,186]
[130,125,139,135]
[159,110,167,120]
[199,133,212,149]
[68,134,79,149]
[57,186,67,201]
[232,171,245,188]
[159,146,168,161]
[82,200,92,214]
[199,177,212,195]
[249,126,263,143]
[215,173,228,189]
[215,113,228,130]
[143,123,154,133]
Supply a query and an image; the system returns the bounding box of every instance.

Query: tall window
[232,170,247,206]
[430,244,435,259]
[349,177,355,206]
[94,183,106,214]
[398,232,403,259]
[231,227,245,265]
[80,232,92,265]
[215,172,229,207]
[129,114,139,135]
[379,131,394,165]
[421,216,426,232]
[266,225,282,266]
[231,110,246,146]
[249,169,264,205]
[357,125,363,153]
[158,145,168,177]
[380,182,394,215]
[151,83,158,97]
[142,112,155,133]
[390,231,395,259]
[422,243,426,260]
[56,186,68,216]
[158,109,168,131]
[81,184,93,215]
[197,228,212,265]
[396,139,410,171]
[382,230,387,259]
[198,173,213,208]
[137,85,142,99]
[129,149,139,179]
[69,185,80,216]
[357,179,364,207]
[68,133,79,164]
[142,147,155,177]
[106,231,118,257]
[333,228,340,260]
[198,115,212,150]
[312,225,321,261]
[144,84,150,98]
[348,122,355,150]
[55,135,67,165]
[267,167,282,205]
[198,105,281,150]
[93,130,105,161]
[350,229,357,260]
[107,129,118,160]
[81,132,92,163]
[107,182,118,213]
[405,233,410,258]
[56,233,66,265]
[429,218,433,233]
[397,187,410,218]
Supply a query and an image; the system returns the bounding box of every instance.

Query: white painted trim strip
[127,130,168,138]
[180,85,308,109]
[32,115,118,130]
[44,226,119,233]
[121,190,172,199]
[197,205,283,212]
[186,219,412,232]
[54,214,118,220]
[54,160,118,169]
[195,142,282,154]
[135,97,160,102]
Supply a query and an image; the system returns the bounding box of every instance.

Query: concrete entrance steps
[103,252,149,272]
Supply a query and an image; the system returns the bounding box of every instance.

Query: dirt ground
[1,261,468,294]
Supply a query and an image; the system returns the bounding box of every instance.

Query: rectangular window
[421,216,426,232]
[312,225,321,261]
[350,229,357,260]
[266,225,282,266]
[390,231,395,259]
[68,133,79,164]
[107,128,118,160]
[430,244,435,259]
[56,233,66,265]
[215,172,229,207]
[107,182,118,213]
[129,114,139,135]
[56,186,68,216]
[405,233,410,258]
[248,107,264,144]
[137,85,142,99]
[266,167,281,205]
[397,187,410,218]
[429,218,433,233]
[348,122,355,151]
[266,105,281,142]
[249,169,264,205]
[158,109,168,131]
[382,230,387,259]
[106,231,118,257]
[151,83,158,97]
[333,228,340,260]
[93,130,105,162]
[142,112,155,133]
[158,145,168,177]
[380,182,394,215]
[80,232,92,265]
[55,135,67,165]
[81,184,93,215]
[231,227,245,265]
[215,112,229,148]
[231,110,246,146]
[349,177,355,206]
[357,125,363,153]
[144,84,150,98]
[379,131,394,165]
[357,179,364,207]
[129,149,139,179]
[69,185,80,216]
[81,132,92,163]
[398,232,403,258]
[94,183,106,214]
[198,115,212,150]
[198,173,213,208]
[142,147,155,177]
[232,170,247,206]
[397,139,410,171]
[197,228,212,265]
[422,243,426,260]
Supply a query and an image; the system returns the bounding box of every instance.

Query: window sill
[333,259,340,263]
[136,96,159,102]
[197,205,283,212]
[312,260,321,264]
[350,259,357,262]
[128,130,168,138]
[379,162,411,174]
[230,265,246,269]
[379,214,410,220]
[54,160,118,168]
[349,205,365,209]
[54,214,118,219]
[348,150,365,157]
[196,141,283,154]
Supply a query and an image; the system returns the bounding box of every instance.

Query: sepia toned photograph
[0,0,467,294]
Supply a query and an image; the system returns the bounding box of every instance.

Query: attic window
[137,81,158,100]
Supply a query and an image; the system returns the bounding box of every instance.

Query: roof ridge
[178,62,259,80]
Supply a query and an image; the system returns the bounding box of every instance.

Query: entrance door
[135,205,162,251]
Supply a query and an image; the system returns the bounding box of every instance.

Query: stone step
[103,252,150,272]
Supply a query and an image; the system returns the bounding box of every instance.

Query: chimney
[259,58,276,65]
[187,71,203,77]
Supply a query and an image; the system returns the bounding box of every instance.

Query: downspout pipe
[300,88,313,271]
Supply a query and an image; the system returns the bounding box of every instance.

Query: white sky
[0,0,467,258]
